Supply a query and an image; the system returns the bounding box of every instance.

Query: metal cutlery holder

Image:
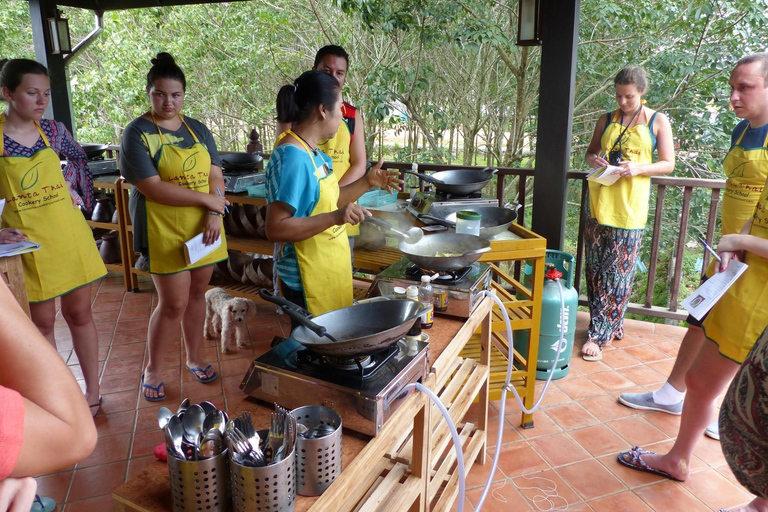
[291,406,342,496]
[167,449,230,512]
[229,430,296,512]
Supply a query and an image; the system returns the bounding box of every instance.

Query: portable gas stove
[222,170,266,193]
[240,337,429,436]
[86,157,119,176]
[367,257,492,319]
[407,190,498,225]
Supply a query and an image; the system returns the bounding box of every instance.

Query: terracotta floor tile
[112,330,148,345]
[597,453,668,488]
[92,300,122,313]
[578,394,637,423]
[117,318,150,331]
[646,359,676,376]
[556,377,607,400]
[131,428,165,458]
[119,307,150,320]
[95,292,124,303]
[634,480,711,512]
[643,439,709,473]
[62,494,116,512]
[92,310,119,323]
[220,357,255,378]
[76,433,131,468]
[135,405,164,432]
[449,496,474,512]
[623,344,669,363]
[99,372,141,395]
[555,459,625,500]
[126,456,157,481]
[102,355,144,377]
[530,432,591,467]
[94,410,137,438]
[511,469,582,509]
[34,470,73,504]
[495,442,550,478]
[607,416,667,446]
[465,456,507,488]
[653,323,688,337]
[681,468,752,510]
[569,425,631,458]
[514,410,563,439]
[99,390,139,415]
[532,382,573,407]
[693,436,728,466]
[653,340,683,358]
[68,461,127,501]
[624,331,673,344]
[642,411,681,438]
[545,402,600,430]
[223,375,247,396]
[619,365,666,387]
[465,480,532,511]
[601,350,641,369]
[622,318,656,333]
[485,414,523,446]
[589,490,654,512]
[109,342,146,360]
[587,371,637,392]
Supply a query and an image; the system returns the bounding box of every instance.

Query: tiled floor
[37,274,753,511]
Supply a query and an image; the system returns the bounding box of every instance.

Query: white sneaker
[705,419,719,441]
[618,391,683,415]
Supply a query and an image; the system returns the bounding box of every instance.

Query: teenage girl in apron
[267,70,400,318]
[583,66,675,361]
[120,54,229,401]
[0,59,106,416]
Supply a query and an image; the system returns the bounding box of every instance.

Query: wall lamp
[517,0,542,46]
[47,9,72,55]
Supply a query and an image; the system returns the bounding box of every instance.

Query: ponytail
[276,70,340,124]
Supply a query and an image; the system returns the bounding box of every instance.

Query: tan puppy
[204,287,256,353]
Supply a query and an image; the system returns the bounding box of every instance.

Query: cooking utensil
[259,290,428,357]
[419,206,518,240]
[177,398,190,415]
[181,404,206,445]
[364,216,423,244]
[398,232,491,271]
[157,406,174,430]
[79,143,108,159]
[258,289,337,342]
[199,401,217,417]
[167,415,186,460]
[402,167,497,196]
[221,152,263,172]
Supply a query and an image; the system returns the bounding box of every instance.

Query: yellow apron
[588,110,654,229]
[703,185,768,363]
[721,124,768,235]
[0,117,105,302]
[276,130,352,315]
[317,107,359,237]
[145,115,227,274]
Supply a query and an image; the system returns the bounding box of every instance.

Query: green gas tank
[514,250,578,380]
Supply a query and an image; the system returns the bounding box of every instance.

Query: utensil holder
[167,449,230,512]
[229,429,296,512]
[291,406,342,496]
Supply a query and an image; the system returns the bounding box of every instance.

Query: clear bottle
[456,210,482,236]
[419,276,434,329]
[406,285,422,338]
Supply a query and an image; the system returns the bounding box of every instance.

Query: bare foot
[724,497,768,512]
[581,340,601,357]
[637,452,689,481]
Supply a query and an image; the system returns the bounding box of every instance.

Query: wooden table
[0,254,29,317]
[113,297,494,512]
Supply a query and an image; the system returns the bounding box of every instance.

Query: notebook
[681,260,749,320]
[184,232,222,265]
[0,199,42,257]
[586,165,623,186]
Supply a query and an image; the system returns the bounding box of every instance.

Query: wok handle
[402,170,444,185]
[364,216,408,239]
[258,289,310,316]
[258,289,336,341]
[482,166,499,175]
[417,213,456,229]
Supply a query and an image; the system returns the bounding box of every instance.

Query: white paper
[681,260,749,320]
[0,198,5,218]
[0,240,41,258]
[184,232,222,265]
[586,165,623,186]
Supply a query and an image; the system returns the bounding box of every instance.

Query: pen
[697,237,721,263]
[216,187,230,215]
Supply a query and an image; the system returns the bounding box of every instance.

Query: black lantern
[517,0,542,46]
[47,9,72,55]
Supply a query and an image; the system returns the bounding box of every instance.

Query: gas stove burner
[405,263,473,283]
[294,342,400,381]
[435,191,483,201]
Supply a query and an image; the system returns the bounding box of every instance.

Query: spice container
[394,286,407,299]
[456,210,482,236]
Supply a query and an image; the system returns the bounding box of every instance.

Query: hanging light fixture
[517,0,542,46]
[47,9,72,55]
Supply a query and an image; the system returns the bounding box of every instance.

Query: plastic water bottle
[419,276,434,329]
[406,285,422,338]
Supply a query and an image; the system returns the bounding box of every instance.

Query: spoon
[182,404,206,444]
[167,415,186,460]
[199,401,217,417]
[157,406,173,430]
[177,397,190,415]
[365,216,423,244]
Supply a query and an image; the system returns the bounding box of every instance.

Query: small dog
[205,287,256,353]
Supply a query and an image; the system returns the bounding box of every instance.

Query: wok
[402,167,497,196]
[221,152,263,172]
[418,206,518,240]
[79,143,108,159]
[399,232,490,271]
[259,290,427,357]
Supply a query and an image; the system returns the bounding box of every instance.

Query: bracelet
[207,211,222,217]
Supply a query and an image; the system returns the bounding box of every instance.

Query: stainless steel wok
[259,290,427,357]
[398,232,491,271]
[402,167,497,196]
[418,206,518,240]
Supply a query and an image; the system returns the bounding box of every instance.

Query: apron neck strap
[0,115,50,155]
[285,129,324,178]
[150,113,199,144]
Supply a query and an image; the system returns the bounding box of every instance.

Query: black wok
[259,290,427,357]
[221,152,263,172]
[79,143,108,159]
[402,167,497,196]
[399,232,490,271]
[418,206,518,240]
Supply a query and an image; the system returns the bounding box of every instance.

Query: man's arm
[338,109,367,186]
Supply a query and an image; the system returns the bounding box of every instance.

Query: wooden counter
[113,297,494,512]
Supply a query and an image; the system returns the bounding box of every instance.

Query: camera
[608,149,622,166]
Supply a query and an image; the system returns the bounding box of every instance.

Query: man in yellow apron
[619,55,768,441]
[618,53,768,483]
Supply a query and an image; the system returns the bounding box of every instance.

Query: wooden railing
[385,161,726,321]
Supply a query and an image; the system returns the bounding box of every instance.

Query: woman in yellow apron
[120,54,229,401]
[0,59,106,415]
[583,67,675,360]
[267,71,399,319]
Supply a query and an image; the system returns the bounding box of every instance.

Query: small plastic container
[456,210,482,236]
[393,286,407,299]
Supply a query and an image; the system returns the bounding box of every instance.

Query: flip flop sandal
[89,395,103,417]
[30,495,56,512]
[582,342,603,361]
[617,446,685,482]
[185,364,218,383]
[141,374,166,402]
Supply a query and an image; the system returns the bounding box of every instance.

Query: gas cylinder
[514,251,578,380]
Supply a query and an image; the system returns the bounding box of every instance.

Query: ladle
[364,216,423,244]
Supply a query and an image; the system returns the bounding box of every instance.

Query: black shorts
[686,274,709,327]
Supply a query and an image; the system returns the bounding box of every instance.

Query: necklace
[292,131,317,153]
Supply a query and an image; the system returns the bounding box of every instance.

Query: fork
[264,412,285,464]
